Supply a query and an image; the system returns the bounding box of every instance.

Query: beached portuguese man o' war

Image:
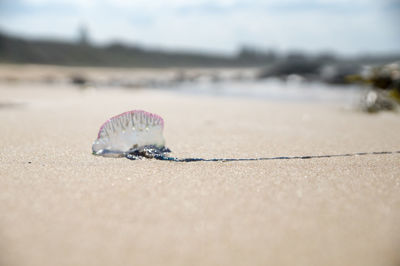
[92,110,400,162]
[92,110,172,160]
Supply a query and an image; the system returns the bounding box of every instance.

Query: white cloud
[23,0,96,7]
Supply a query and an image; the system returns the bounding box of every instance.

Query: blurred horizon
[1,0,399,56]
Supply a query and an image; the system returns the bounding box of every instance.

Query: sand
[1,78,400,266]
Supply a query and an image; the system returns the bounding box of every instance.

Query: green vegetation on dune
[0,33,238,67]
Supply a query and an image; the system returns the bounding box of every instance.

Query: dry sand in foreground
[1,82,400,266]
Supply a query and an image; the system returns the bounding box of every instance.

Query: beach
[1,67,400,266]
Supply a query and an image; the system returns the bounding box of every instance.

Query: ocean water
[168,78,363,104]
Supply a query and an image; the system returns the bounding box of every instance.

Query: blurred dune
[1,32,399,71]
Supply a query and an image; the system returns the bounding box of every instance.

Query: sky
[0,0,399,55]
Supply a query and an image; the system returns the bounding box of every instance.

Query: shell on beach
[92,110,165,157]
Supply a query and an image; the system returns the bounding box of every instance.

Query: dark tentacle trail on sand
[125,148,400,162]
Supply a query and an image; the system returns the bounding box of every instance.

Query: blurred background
[0,0,399,109]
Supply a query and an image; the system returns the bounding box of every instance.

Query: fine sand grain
[0,81,400,266]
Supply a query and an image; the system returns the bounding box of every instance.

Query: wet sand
[1,80,400,266]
